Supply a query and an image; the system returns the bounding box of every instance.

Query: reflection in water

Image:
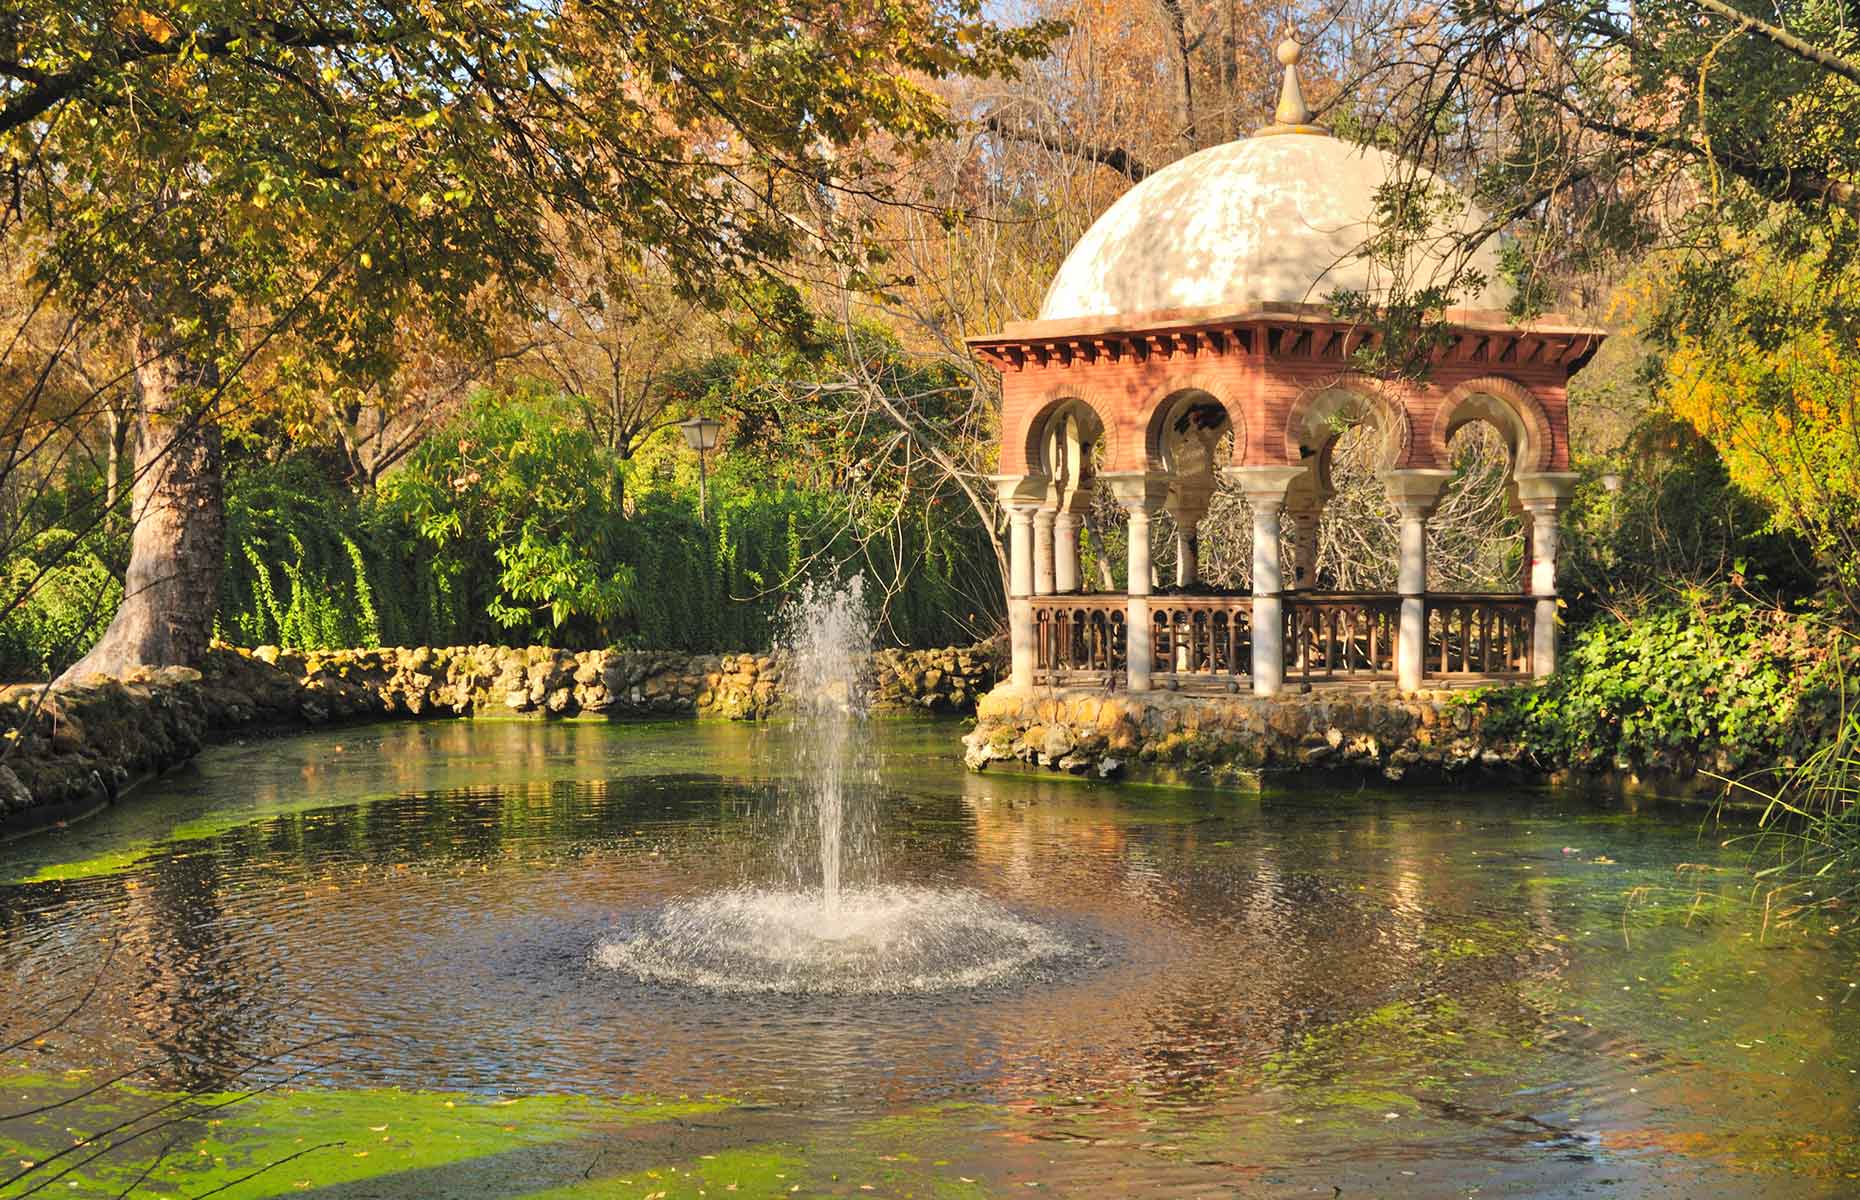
[0,720,1858,1194]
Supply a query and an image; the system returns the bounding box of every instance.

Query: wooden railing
[1286,593,1400,684]
[1426,593,1534,677]
[1032,597,1127,682]
[1032,592,1537,687]
[1151,596,1252,686]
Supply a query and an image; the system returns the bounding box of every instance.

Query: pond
[2,718,1857,1198]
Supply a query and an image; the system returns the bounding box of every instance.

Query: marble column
[1526,502,1560,676]
[1125,502,1155,692]
[1506,481,1531,594]
[1105,474,1167,693]
[1286,507,1322,591]
[1006,504,1037,688]
[1033,507,1057,596]
[1166,485,1212,589]
[993,474,1050,691]
[1175,526,1199,587]
[1394,504,1431,692]
[1054,512,1083,594]
[1249,496,1287,696]
[1008,505,1035,598]
[1225,466,1305,698]
[1382,470,1452,693]
[1516,472,1579,679]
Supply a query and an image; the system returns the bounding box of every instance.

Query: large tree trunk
[1156,0,1197,145]
[57,330,223,684]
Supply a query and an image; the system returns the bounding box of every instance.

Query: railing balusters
[1036,593,1534,687]
[1421,594,1535,680]
[1278,594,1399,682]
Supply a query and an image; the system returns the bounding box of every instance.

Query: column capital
[1514,471,1581,504]
[1166,480,1217,528]
[1099,471,1169,513]
[992,473,1051,508]
[1057,475,1097,516]
[1221,464,1305,506]
[1380,467,1453,516]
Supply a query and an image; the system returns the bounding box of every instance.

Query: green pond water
[1,718,1857,1198]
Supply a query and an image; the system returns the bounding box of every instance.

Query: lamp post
[678,416,724,525]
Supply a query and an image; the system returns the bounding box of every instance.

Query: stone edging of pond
[961,683,1726,803]
[0,641,1003,835]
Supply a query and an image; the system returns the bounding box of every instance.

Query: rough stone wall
[962,684,1539,788]
[0,641,1003,830]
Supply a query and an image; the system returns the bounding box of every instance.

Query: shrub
[219,458,385,650]
[1479,599,1847,781]
[0,528,122,680]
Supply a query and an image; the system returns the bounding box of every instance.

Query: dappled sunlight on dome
[1039,133,1513,322]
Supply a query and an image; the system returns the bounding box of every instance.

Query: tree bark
[57,329,223,684]
[1156,0,1197,145]
[103,390,131,534]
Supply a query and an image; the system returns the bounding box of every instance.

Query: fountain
[595,578,1070,994]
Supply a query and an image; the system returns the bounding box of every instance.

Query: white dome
[1039,132,1513,323]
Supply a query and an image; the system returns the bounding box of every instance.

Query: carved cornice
[968,305,1605,378]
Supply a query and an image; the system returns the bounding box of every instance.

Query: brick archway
[1428,375,1556,473]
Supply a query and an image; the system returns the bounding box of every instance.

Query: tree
[0,0,1058,680]
[1329,0,1860,320]
[1302,0,1859,612]
[1651,238,1860,609]
[521,239,716,461]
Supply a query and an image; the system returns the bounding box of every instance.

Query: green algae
[0,1080,727,1198]
[1257,996,1521,1115]
[4,805,382,885]
[1418,915,1537,963]
[12,844,160,883]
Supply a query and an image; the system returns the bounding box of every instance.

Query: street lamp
[678,415,724,525]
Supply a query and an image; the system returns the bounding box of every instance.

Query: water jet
[596,578,1070,994]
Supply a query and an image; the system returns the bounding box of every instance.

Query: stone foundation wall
[962,684,1540,788]
[0,641,1002,831]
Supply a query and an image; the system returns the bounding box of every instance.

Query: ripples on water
[2,720,1860,1195]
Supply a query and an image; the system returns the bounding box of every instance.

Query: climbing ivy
[1477,600,1851,781]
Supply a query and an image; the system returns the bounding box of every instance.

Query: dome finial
[1275,38,1311,125]
[1254,34,1324,137]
